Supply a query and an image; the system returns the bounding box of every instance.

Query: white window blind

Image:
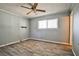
[38,19,58,29]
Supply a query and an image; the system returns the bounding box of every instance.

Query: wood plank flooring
[0,39,74,56]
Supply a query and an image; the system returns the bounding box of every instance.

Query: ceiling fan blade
[27,10,32,15]
[21,6,31,9]
[36,9,46,12]
[33,3,38,9]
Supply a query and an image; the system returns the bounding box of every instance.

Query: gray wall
[0,10,29,45]
[30,12,70,43]
[72,4,79,55]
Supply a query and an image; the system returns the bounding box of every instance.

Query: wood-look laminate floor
[0,39,74,56]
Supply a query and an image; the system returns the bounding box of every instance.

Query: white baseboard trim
[0,38,29,48]
[72,49,76,56]
[0,40,20,48]
[0,38,71,48]
[27,38,70,45]
[19,39,28,42]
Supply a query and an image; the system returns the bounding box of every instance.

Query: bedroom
[0,3,78,56]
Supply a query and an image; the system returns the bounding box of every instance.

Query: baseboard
[0,39,29,48]
[72,49,76,56]
[0,40,20,48]
[0,38,71,48]
[19,39,28,42]
[27,38,70,46]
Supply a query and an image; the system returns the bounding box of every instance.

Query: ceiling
[0,3,72,18]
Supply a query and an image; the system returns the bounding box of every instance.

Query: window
[38,19,58,29]
[48,19,58,28]
[38,20,47,29]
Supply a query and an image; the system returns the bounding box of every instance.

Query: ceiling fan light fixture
[21,3,46,15]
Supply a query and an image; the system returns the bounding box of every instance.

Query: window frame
[38,18,58,29]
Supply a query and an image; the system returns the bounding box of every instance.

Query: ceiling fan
[21,3,46,15]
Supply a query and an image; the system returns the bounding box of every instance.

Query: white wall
[29,12,70,44]
[0,10,29,45]
[72,4,79,55]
